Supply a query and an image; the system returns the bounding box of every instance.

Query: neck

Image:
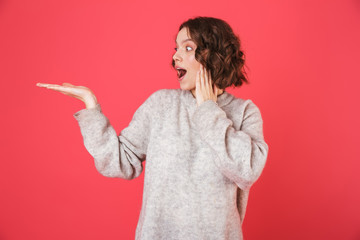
[190,88,224,98]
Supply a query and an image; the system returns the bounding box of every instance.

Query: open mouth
[176,68,187,80]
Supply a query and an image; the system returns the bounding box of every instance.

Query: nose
[173,50,182,62]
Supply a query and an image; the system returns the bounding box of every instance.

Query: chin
[179,83,195,91]
[179,77,195,90]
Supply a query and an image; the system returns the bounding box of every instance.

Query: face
[173,27,200,91]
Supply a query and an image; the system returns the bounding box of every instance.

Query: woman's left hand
[195,64,220,106]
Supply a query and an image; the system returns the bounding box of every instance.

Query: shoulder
[227,95,263,120]
[138,89,180,112]
[147,88,181,103]
[150,88,181,97]
[227,94,257,109]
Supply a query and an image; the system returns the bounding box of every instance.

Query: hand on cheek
[195,64,219,107]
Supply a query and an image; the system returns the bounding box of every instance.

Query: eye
[174,47,178,51]
[186,46,193,51]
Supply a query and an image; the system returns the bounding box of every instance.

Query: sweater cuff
[73,103,103,122]
[191,100,226,139]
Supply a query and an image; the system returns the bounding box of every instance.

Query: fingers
[203,65,208,89]
[200,64,205,94]
[205,67,213,93]
[36,83,59,88]
[36,82,81,98]
[36,82,96,107]
[196,70,201,93]
[37,83,69,92]
[197,64,218,106]
[37,83,69,89]
[37,82,74,88]
[200,64,213,95]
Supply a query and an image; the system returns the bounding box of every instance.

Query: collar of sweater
[181,89,235,109]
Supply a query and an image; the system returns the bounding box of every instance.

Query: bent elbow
[240,141,269,190]
[94,162,119,178]
[95,166,135,179]
[252,140,268,173]
[95,160,142,180]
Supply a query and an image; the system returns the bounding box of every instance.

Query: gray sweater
[73,88,269,240]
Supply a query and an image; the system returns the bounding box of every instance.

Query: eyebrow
[175,38,194,45]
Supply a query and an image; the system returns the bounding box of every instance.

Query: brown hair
[172,16,249,89]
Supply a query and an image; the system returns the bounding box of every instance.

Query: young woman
[37,16,269,240]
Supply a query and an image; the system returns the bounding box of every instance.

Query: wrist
[84,95,98,109]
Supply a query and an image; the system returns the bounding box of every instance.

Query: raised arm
[191,99,269,191]
[191,65,269,191]
[72,94,154,179]
[37,82,156,180]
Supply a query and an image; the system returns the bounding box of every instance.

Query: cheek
[189,55,200,70]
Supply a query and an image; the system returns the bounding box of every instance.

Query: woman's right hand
[36,82,98,109]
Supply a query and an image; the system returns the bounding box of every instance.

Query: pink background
[1,0,359,239]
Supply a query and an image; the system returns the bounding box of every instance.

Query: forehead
[175,27,192,44]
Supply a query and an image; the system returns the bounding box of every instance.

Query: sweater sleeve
[191,99,269,191]
[73,92,156,180]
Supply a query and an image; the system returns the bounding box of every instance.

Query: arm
[73,92,156,180]
[191,99,269,191]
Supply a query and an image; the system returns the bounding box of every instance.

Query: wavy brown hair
[172,16,249,89]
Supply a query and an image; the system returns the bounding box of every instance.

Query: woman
[37,16,269,240]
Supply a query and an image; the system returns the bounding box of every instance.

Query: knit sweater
[73,88,269,240]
